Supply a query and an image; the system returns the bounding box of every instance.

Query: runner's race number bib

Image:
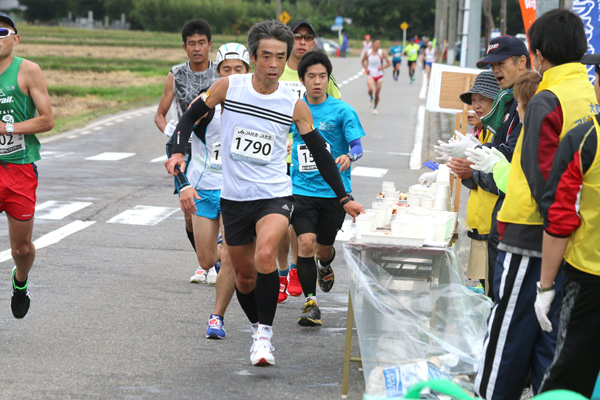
[0,134,25,156]
[210,141,222,169]
[297,142,330,172]
[231,126,274,165]
[280,81,306,99]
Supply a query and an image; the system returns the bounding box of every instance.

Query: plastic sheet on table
[343,242,492,398]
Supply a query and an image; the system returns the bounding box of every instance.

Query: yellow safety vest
[564,117,600,275]
[466,129,498,235]
[498,63,599,225]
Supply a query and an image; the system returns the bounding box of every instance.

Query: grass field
[13,24,362,136]
[13,24,250,135]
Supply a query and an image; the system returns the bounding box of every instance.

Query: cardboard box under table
[341,240,491,398]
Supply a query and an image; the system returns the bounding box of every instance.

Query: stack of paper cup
[434,183,450,211]
[437,164,451,184]
[382,181,396,192]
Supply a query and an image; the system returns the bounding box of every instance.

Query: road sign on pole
[279,11,290,25]
[401,22,409,48]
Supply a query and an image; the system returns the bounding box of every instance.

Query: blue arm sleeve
[348,138,363,161]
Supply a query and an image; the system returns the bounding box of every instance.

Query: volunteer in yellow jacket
[474,10,600,400]
[536,54,600,397]
[277,19,341,303]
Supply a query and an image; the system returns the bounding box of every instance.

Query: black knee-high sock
[297,256,318,298]
[254,270,279,326]
[235,286,258,324]
[186,228,196,252]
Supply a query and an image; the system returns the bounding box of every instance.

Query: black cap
[0,12,17,34]
[581,54,600,66]
[477,35,528,69]
[289,20,315,36]
[460,70,501,105]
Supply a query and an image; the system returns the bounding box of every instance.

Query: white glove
[163,119,178,137]
[439,131,480,158]
[466,147,508,173]
[534,287,555,332]
[433,141,450,163]
[419,170,438,187]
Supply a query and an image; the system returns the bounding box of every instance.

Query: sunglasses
[0,28,16,38]
[294,33,315,41]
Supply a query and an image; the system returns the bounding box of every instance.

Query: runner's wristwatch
[5,123,14,134]
[536,282,554,293]
[340,194,354,207]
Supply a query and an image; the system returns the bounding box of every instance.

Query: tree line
[16,0,526,41]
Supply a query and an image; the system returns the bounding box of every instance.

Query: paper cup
[355,214,376,239]
[406,194,421,207]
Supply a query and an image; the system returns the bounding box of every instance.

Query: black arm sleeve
[171,97,212,154]
[302,129,347,199]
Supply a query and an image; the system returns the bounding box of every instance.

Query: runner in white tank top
[165,20,364,367]
[361,38,391,114]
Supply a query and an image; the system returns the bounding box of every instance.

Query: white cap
[216,43,250,69]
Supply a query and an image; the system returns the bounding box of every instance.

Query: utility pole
[500,0,507,34]
[466,0,482,68]
[447,0,458,65]
[440,0,448,59]
[434,0,442,49]
[537,0,559,16]
[276,0,282,20]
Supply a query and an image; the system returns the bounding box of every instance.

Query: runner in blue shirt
[389,39,403,81]
[290,51,365,326]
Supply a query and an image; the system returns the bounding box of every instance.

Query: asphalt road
[0,56,431,399]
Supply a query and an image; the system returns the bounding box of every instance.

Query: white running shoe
[372,108,378,115]
[206,267,218,285]
[190,268,207,284]
[250,337,275,366]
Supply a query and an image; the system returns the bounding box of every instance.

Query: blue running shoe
[217,234,223,245]
[206,314,226,339]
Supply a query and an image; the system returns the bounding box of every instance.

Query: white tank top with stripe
[187,104,223,191]
[367,49,384,78]
[220,73,298,201]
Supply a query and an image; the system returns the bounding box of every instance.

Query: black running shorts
[291,195,346,246]
[221,196,294,246]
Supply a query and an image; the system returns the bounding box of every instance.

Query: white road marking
[92,126,103,131]
[86,152,135,161]
[409,105,426,170]
[351,166,388,178]
[80,131,92,135]
[40,151,74,159]
[107,206,179,226]
[36,201,92,220]
[338,70,364,88]
[0,220,96,263]
[419,74,428,99]
[67,135,78,139]
[151,155,168,163]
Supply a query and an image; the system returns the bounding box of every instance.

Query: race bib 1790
[230,126,274,165]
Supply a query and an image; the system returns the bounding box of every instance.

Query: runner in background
[388,39,403,81]
[361,38,391,115]
[154,19,219,284]
[291,51,365,326]
[278,20,341,303]
[404,37,420,84]
[360,34,371,60]
[424,41,437,83]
